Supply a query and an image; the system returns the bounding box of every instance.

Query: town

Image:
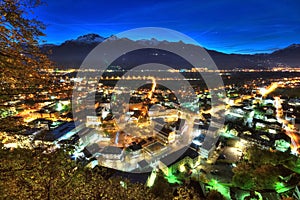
[2,68,300,199]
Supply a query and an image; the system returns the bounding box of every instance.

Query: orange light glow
[259,82,278,97]
[147,77,156,99]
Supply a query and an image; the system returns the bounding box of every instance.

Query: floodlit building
[100,146,124,160]
[86,115,102,126]
[154,124,176,144]
[159,146,200,176]
[199,135,216,159]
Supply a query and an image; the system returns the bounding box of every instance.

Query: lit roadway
[274,95,300,154]
[97,77,215,172]
[15,102,52,122]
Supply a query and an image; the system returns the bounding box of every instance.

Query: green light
[221,130,236,138]
[238,191,250,200]
[208,179,231,200]
[165,174,181,184]
[275,182,284,191]
[274,182,292,193]
[275,139,290,152]
[254,191,263,200]
[165,171,182,184]
[238,191,263,200]
[209,179,218,186]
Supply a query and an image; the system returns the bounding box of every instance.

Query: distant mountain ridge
[40,33,300,70]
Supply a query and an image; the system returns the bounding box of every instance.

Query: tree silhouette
[206,190,226,200]
[0,147,158,200]
[173,186,203,200]
[0,0,52,93]
[151,170,173,199]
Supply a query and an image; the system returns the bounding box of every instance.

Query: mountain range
[41,33,300,70]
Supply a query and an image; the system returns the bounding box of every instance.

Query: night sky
[32,0,300,54]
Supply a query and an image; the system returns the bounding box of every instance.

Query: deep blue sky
[32,0,300,54]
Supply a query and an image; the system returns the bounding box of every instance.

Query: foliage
[0,147,158,200]
[245,146,292,166]
[0,116,27,133]
[232,145,300,191]
[232,171,255,190]
[206,190,226,200]
[281,197,295,200]
[294,186,300,200]
[0,0,52,93]
[0,147,82,199]
[150,170,173,199]
[173,186,203,200]
[233,163,279,190]
[253,164,280,190]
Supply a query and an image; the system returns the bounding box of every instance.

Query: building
[199,135,216,159]
[172,118,186,135]
[86,115,102,127]
[154,124,176,144]
[35,121,75,142]
[29,110,59,120]
[159,146,200,176]
[100,146,124,160]
[143,141,168,157]
[78,127,98,146]
[253,118,282,133]
[127,143,143,158]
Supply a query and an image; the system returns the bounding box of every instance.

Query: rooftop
[101,146,123,155]
[160,146,199,167]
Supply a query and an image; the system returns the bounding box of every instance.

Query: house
[253,118,282,132]
[35,121,75,142]
[127,143,143,157]
[199,135,217,159]
[159,146,200,176]
[83,143,101,158]
[143,141,168,157]
[154,124,176,144]
[172,118,186,135]
[86,115,102,127]
[100,146,124,160]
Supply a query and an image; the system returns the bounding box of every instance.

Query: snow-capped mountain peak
[137,38,160,46]
[286,44,300,49]
[72,33,105,44]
